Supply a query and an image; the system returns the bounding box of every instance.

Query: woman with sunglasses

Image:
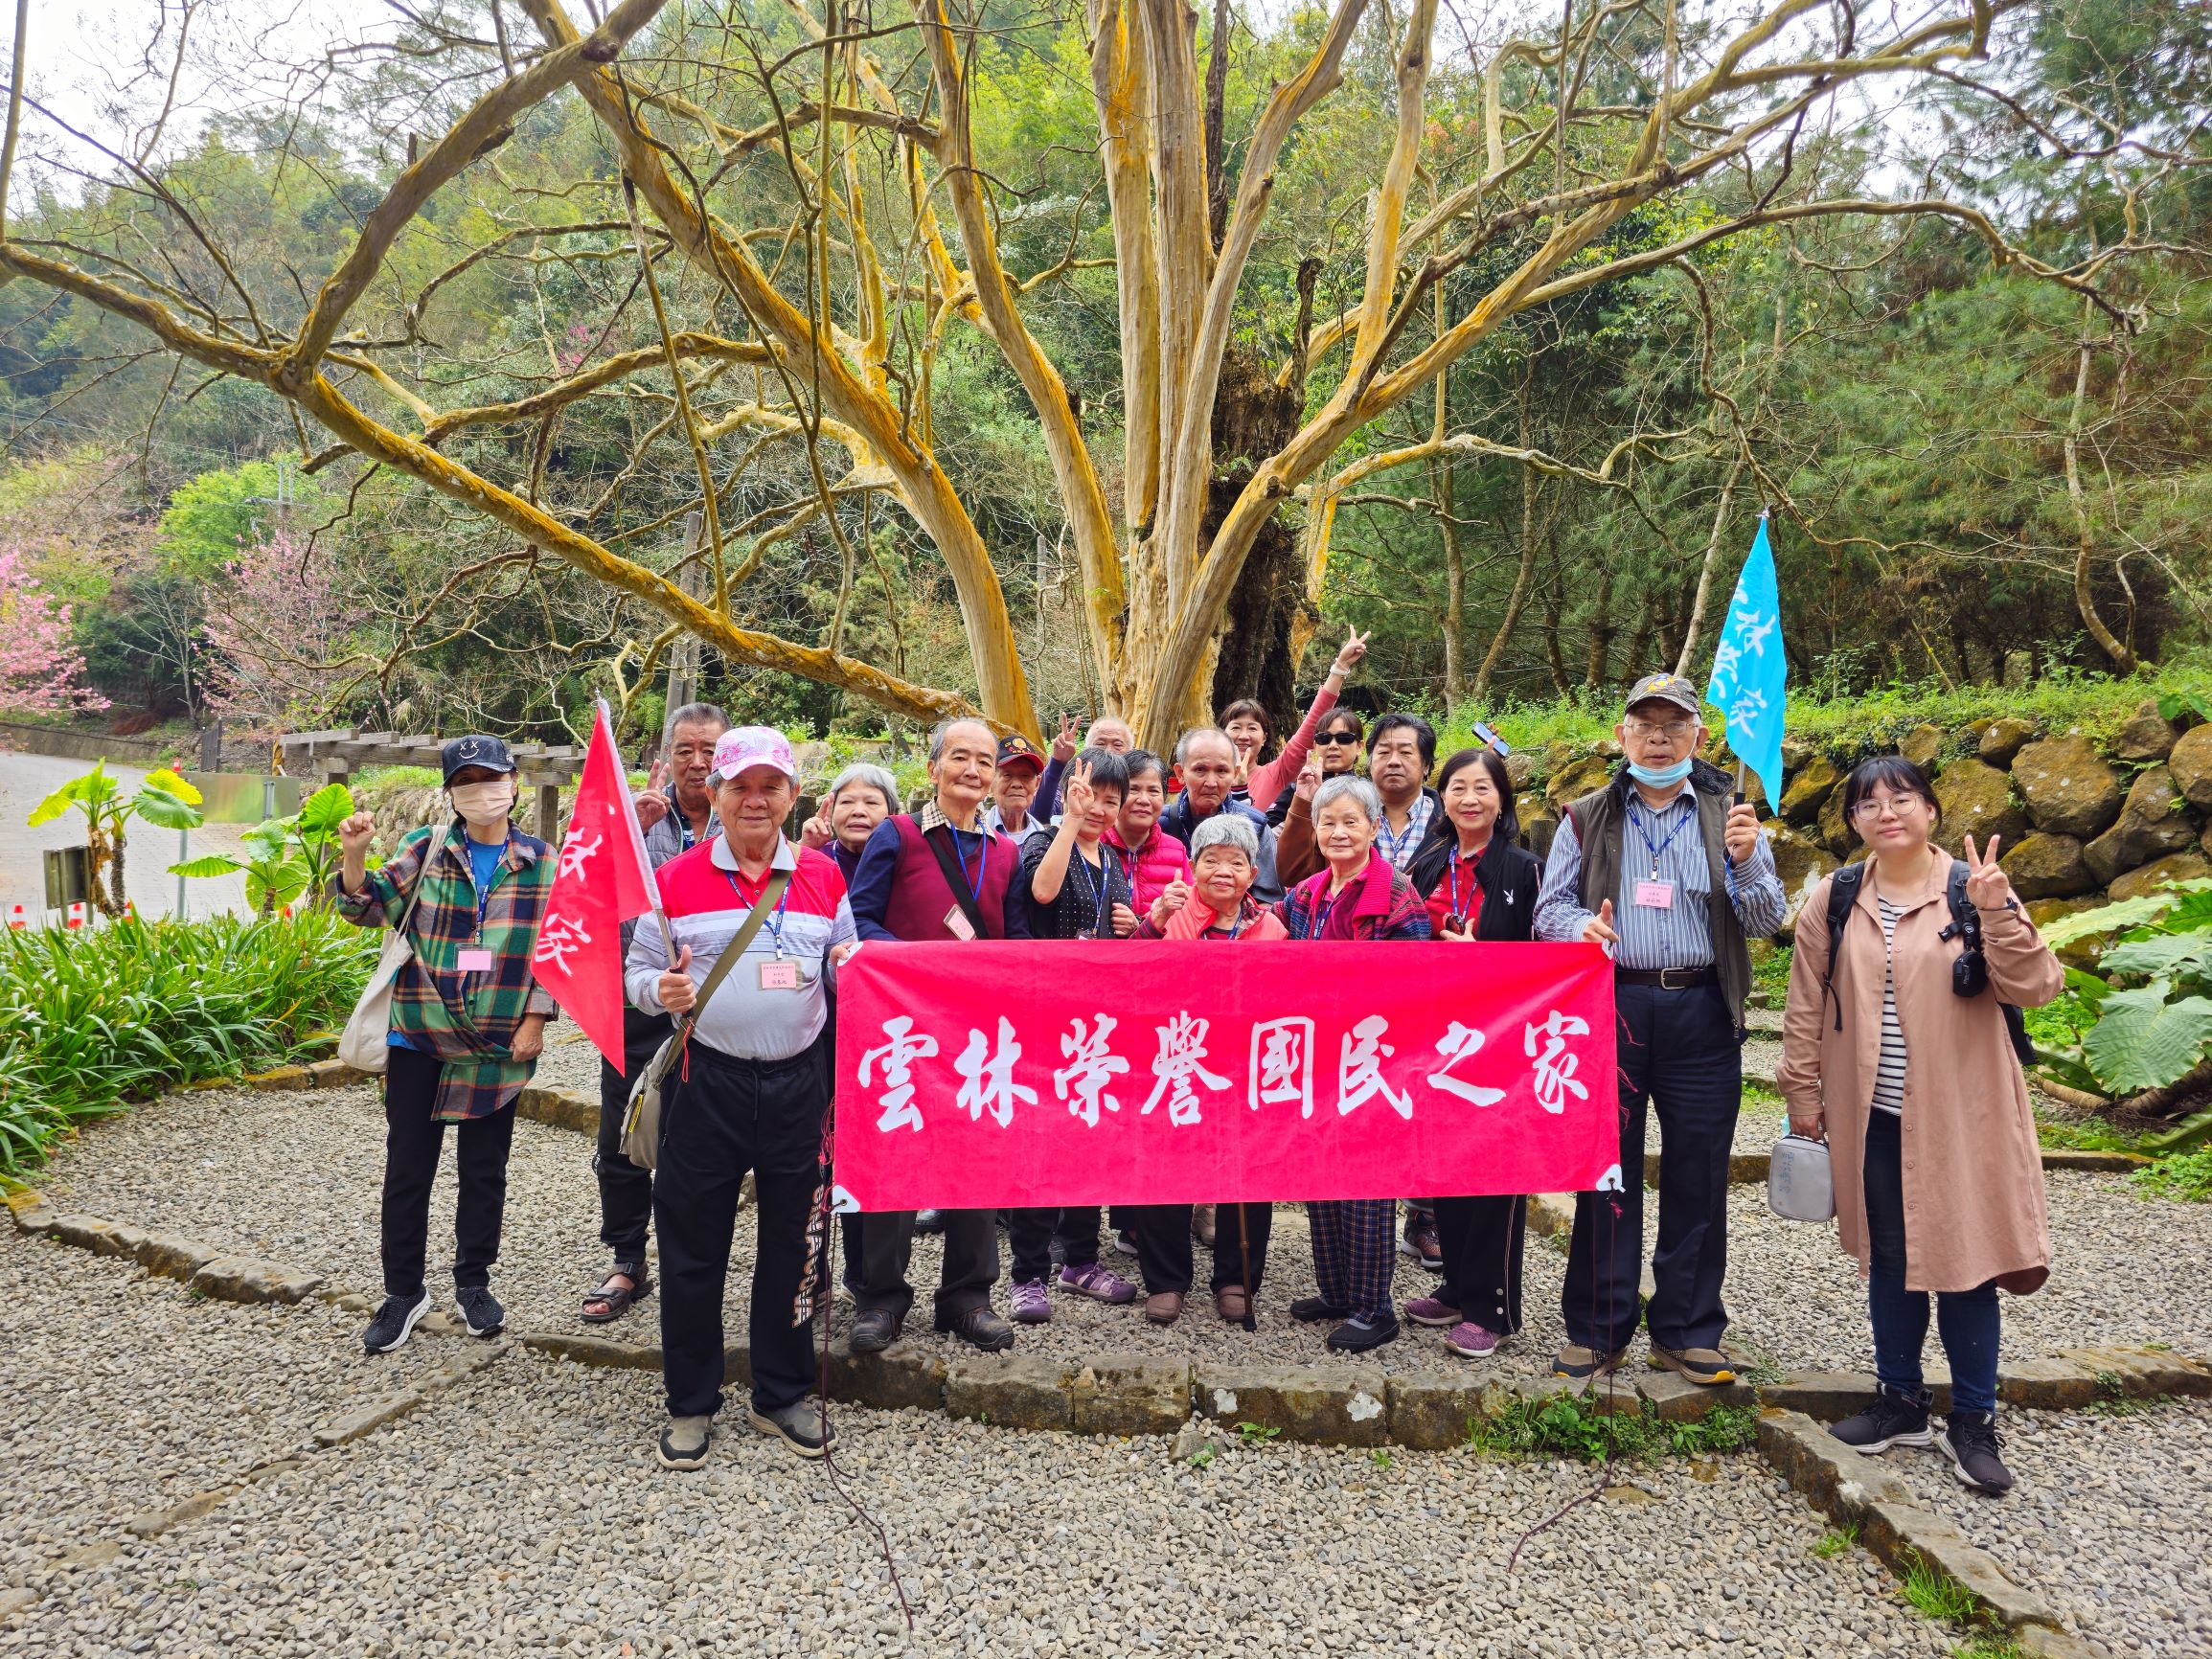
[1777,756,2062,1496]
[1276,709,1366,885]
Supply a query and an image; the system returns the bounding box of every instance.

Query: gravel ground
[1889,1400,2212,1658]
[3,1344,1960,1659]
[0,1228,460,1580]
[36,1081,2212,1385]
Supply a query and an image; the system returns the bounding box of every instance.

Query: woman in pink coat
[1777,756,2063,1497]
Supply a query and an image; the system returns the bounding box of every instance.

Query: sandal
[581,1266,652,1325]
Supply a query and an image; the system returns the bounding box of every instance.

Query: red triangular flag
[535,700,663,1071]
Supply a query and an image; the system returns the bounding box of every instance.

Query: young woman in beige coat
[1777,756,2064,1496]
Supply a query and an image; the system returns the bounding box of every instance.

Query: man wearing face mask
[1534,674,1785,1388]
[335,736,556,1357]
[582,702,728,1328]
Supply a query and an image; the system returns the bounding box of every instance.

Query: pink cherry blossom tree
[0,544,107,714]
[201,529,346,736]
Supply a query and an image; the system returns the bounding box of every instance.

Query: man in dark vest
[844,716,1029,1353]
[1533,672,1785,1387]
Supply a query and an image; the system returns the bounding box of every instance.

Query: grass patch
[2086,1392,2172,1418]
[349,763,445,790]
[2034,1113,2153,1155]
[0,912,377,1177]
[1813,1520,1861,1559]
[1751,943,1793,1007]
[2132,1146,2212,1203]
[1900,1552,1980,1624]
[1467,1391,1761,1464]
[1949,1639,2023,1659]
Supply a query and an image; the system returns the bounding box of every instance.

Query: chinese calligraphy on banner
[832,941,1617,1211]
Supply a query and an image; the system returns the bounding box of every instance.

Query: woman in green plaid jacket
[334,736,556,1357]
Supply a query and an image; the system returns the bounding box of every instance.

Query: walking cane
[1234,1202,1257,1333]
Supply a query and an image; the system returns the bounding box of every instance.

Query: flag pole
[599,696,679,962]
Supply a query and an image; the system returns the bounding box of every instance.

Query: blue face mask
[1626,756,1694,788]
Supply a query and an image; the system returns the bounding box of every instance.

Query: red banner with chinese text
[831,941,1619,1211]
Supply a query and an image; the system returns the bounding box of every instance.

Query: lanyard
[1446,844,1482,924]
[1215,901,1247,941]
[723,864,793,955]
[1378,801,1423,864]
[463,832,509,936]
[1068,843,1119,936]
[1627,799,1693,878]
[946,825,988,913]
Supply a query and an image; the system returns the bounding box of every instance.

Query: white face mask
[448,780,515,831]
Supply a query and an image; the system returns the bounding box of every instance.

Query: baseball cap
[709,726,798,784]
[441,734,516,783]
[1623,672,1701,717]
[994,734,1044,775]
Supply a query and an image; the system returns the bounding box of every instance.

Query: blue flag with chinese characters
[1704,513,1787,803]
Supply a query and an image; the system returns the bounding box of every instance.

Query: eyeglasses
[1624,718,1695,739]
[1849,794,1927,823]
[1315,733,1361,746]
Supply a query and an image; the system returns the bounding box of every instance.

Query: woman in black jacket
[1403,745,1541,1360]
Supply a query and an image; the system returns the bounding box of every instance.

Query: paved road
[0,750,253,923]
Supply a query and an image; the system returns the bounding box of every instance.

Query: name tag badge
[457,948,495,971]
[757,960,800,990]
[944,906,977,942]
[1633,879,1675,910]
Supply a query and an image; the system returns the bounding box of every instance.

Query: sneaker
[1326,1314,1401,1352]
[1553,1343,1630,1379]
[1111,1229,1140,1259]
[1445,1321,1502,1360]
[1647,1343,1735,1386]
[748,1398,837,1460]
[1404,1296,1461,1329]
[1401,1212,1443,1271]
[1009,1279,1053,1323]
[455,1285,505,1338]
[1937,1410,2015,1496]
[1828,1386,1933,1455]
[657,1414,713,1471]
[1058,1261,1137,1305]
[1288,1295,1350,1324]
[362,1289,432,1354]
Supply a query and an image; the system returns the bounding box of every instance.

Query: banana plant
[171,781,359,915]
[27,763,206,918]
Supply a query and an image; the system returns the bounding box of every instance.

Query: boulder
[2107,851,2212,903]
[1518,795,1559,862]
[1898,723,1947,771]
[1502,751,1534,790]
[2010,736,2124,837]
[2025,898,2104,969]
[1814,778,1856,854]
[2114,701,2183,762]
[1545,752,1614,808]
[1777,755,1838,825]
[2000,832,2095,900]
[1977,717,2039,768]
[1930,760,2029,856]
[2083,766,2200,884]
[2170,723,2212,811]
[1763,819,1838,900]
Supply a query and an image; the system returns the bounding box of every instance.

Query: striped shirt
[1532,780,1787,968]
[1870,896,1909,1116]
[1375,791,1438,872]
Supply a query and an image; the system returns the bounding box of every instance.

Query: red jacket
[1105,823,1189,911]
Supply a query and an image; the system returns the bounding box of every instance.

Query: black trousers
[379,1043,516,1298]
[1435,1194,1527,1335]
[596,1006,672,1271]
[653,1040,828,1419]
[1129,1201,1273,1297]
[855,1206,999,1323]
[1563,980,1742,1352]
[1008,1205,1104,1284]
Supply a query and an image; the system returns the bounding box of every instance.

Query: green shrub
[0,913,378,1177]
[2132,1147,2212,1203]
[1467,1392,1759,1463]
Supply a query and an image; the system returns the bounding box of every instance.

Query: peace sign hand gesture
[1060,758,1095,821]
[1330,626,1371,680]
[1050,711,1081,764]
[1962,834,2015,911]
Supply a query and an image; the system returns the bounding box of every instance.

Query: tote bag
[336,851,433,1075]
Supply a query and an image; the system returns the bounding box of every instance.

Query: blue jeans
[1861,1111,2000,1414]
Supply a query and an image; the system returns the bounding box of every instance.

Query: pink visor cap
[708,726,798,785]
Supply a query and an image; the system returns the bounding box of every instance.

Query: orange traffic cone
[7,903,25,929]
[65,901,86,930]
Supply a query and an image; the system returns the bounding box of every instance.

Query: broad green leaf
[2028,1048,2107,1098]
[2101,934,2212,980]
[2063,966,2111,1006]
[2082,982,2212,1094]
[2044,885,2203,949]
[130,786,205,830]
[295,782,353,836]
[245,864,310,912]
[239,819,293,858]
[2144,1108,2212,1154]
[144,768,202,806]
[27,764,114,826]
[170,855,245,878]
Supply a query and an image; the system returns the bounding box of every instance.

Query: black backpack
[1820,860,2034,1065]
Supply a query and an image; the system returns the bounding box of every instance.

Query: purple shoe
[1445,1321,1502,1360]
[1058,1261,1138,1305]
[1009,1280,1053,1323]
[1404,1296,1461,1329]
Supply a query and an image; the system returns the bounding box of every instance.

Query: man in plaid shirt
[336,735,555,1356]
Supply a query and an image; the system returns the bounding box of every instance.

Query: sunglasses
[1314,732,1362,746]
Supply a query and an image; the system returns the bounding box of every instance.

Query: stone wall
[1510,700,2212,939]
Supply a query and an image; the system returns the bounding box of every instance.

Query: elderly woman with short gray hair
[802,761,899,882]
[1271,773,1431,1352]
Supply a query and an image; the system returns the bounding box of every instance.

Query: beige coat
[1777,848,2064,1295]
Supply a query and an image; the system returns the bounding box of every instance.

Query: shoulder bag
[336,840,435,1076]
[622,871,790,1170]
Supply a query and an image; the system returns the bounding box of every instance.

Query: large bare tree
[0,0,2144,745]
